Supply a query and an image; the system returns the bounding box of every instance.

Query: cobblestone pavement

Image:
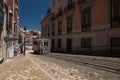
[32,53,120,80]
[0,49,120,80]
[0,51,55,80]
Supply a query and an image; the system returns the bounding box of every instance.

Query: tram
[32,38,51,54]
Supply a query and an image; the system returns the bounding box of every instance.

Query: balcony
[81,24,91,32]
[56,10,63,17]
[64,2,75,12]
[78,0,86,4]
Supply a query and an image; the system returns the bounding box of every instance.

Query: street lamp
[23,26,26,56]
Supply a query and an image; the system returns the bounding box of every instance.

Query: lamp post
[23,26,26,56]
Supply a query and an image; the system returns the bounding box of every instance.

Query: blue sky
[19,0,50,31]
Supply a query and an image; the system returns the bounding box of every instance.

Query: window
[56,7,63,17]
[52,24,55,36]
[45,27,46,37]
[58,39,61,48]
[67,15,73,33]
[112,0,120,27]
[81,7,92,32]
[42,28,44,37]
[42,27,45,37]
[81,38,91,48]
[51,13,55,21]
[111,38,120,47]
[68,0,73,5]
[51,39,55,51]
[58,21,62,35]
[111,38,120,55]
[67,39,72,51]
[48,26,50,36]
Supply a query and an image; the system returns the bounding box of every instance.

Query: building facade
[0,0,5,61]
[0,0,19,62]
[41,0,120,57]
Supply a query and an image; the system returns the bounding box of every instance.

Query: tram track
[45,54,120,74]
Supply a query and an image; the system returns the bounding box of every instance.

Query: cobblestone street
[0,50,54,80]
[0,49,120,80]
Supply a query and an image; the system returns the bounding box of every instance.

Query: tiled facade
[41,0,120,57]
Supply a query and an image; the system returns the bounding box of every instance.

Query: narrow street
[0,46,120,80]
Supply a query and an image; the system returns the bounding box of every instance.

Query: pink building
[41,0,120,57]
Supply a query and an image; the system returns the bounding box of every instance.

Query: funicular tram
[32,38,51,54]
